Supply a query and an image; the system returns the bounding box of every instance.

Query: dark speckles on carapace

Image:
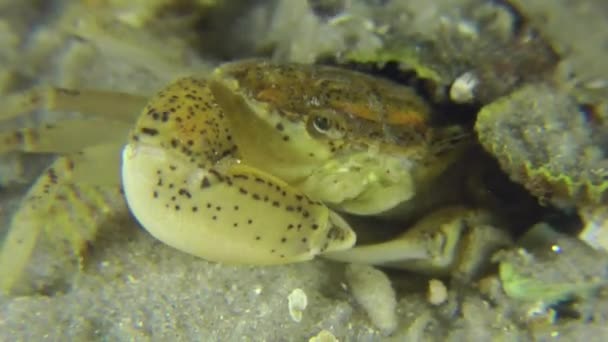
[141,127,159,136]
[178,188,192,198]
[201,177,211,189]
[135,76,238,170]
[217,60,433,147]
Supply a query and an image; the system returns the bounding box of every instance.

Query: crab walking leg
[0,143,126,293]
[0,120,132,154]
[1,87,147,123]
[324,208,472,275]
[120,76,354,264]
[60,142,125,186]
[322,238,433,265]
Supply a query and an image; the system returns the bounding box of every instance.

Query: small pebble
[450,71,478,103]
[288,288,308,322]
[579,205,608,252]
[309,329,339,342]
[427,278,448,305]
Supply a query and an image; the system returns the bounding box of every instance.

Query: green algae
[497,224,608,305]
[476,84,608,207]
[344,45,444,84]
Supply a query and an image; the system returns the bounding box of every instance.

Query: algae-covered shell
[497,223,608,304]
[475,83,608,208]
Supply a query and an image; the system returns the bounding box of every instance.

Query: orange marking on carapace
[335,102,428,128]
[256,88,285,104]
[177,119,201,142]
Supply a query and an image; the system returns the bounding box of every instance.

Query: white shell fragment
[288,288,308,322]
[449,71,479,103]
[344,264,397,334]
[579,205,608,252]
[309,330,339,342]
[427,279,448,305]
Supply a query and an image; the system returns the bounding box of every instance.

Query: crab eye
[312,116,331,133]
[307,114,344,140]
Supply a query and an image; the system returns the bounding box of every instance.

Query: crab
[0,60,511,293]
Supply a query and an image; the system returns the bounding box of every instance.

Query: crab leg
[0,86,145,185]
[121,77,356,264]
[323,208,470,275]
[1,86,147,123]
[0,86,146,153]
[0,142,126,294]
[322,237,433,265]
[0,87,144,293]
[0,120,132,154]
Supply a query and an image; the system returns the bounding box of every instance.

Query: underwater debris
[579,205,608,252]
[475,83,608,208]
[287,288,308,323]
[81,0,222,28]
[427,278,448,306]
[495,223,608,308]
[450,71,479,104]
[308,329,339,342]
[344,263,397,335]
[335,1,557,104]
